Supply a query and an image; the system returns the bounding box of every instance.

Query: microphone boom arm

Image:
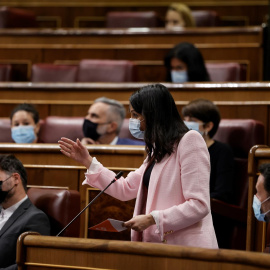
[56,171,123,237]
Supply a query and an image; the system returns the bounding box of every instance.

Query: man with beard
[0,154,50,270]
[252,163,270,252]
[253,163,270,223]
[81,97,144,145]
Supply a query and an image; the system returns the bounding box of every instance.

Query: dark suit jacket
[117,137,145,145]
[0,198,50,270]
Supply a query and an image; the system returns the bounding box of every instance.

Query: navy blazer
[117,137,145,145]
[0,198,50,270]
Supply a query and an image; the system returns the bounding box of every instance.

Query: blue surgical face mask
[11,125,36,143]
[171,70,188,83]
[253,195,270,222]
[129,118,144,140]
[184,121,204,136]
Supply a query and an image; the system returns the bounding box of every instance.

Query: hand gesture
[58,137,92,168]
[123,214,155,232]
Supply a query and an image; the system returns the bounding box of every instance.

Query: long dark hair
[129,84,189,162]
[164,42,210,82]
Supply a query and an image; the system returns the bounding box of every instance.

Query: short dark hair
[10,103,39,124]
[259,163,270,195]
[182,99,220,138]
[164,42,210,82]
[129,83,188,162]
[0,154,27,192]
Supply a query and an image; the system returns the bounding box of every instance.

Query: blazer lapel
[0,198,31,237]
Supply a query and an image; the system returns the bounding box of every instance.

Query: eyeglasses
[0,175,13,184]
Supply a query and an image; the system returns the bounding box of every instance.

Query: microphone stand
[56,171,123,237]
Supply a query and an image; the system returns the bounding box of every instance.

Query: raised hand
[58,137,92,168]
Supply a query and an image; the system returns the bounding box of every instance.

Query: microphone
[56,171,123,237]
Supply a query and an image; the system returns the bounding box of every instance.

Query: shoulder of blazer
[19,197,33,210]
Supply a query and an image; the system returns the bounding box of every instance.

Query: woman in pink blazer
[59,84,218,249]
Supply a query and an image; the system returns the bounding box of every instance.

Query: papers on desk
[89,218,127,232]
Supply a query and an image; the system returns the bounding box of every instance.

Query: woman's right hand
[58,137,93,168]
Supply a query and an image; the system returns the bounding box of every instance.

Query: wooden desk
[0,143,145,167]
[1,82,270,102]
[4,0,268,27]
[0,26,263,81]
[17,232,270,270]
[247,145,270,252]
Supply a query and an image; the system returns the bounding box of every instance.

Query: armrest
[211,198,247,223]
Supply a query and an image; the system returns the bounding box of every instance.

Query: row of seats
[1,117,265,152]
[0,116,264,148]
[0,6,220,28]
[0,61,246,82]
[32,61,135,83]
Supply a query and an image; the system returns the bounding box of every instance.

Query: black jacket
[0,198,50,270]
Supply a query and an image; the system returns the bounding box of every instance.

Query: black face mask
[0,182,10,204]
[82,119,100,141]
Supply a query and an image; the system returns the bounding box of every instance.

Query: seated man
[253,163,270,252]
[253,163,270,222]
[0,154,50,270]
[81,97,144,145]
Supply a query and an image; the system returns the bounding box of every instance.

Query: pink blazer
[83,130,218,249]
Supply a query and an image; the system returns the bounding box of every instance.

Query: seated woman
[10,103,40,143]
[182,99,234,248]
[164,42,210,83]
[182,99,234,203]
[165,3,195,29]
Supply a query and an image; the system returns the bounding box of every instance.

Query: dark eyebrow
[90,112,99,118]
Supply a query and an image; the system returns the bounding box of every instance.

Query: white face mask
[184,121,204,136]
[11,125,36,143]
[171,70,188,83]
[252,195,270,222]
[129,118,144,140]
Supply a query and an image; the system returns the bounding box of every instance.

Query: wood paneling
[85,187,135,240]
